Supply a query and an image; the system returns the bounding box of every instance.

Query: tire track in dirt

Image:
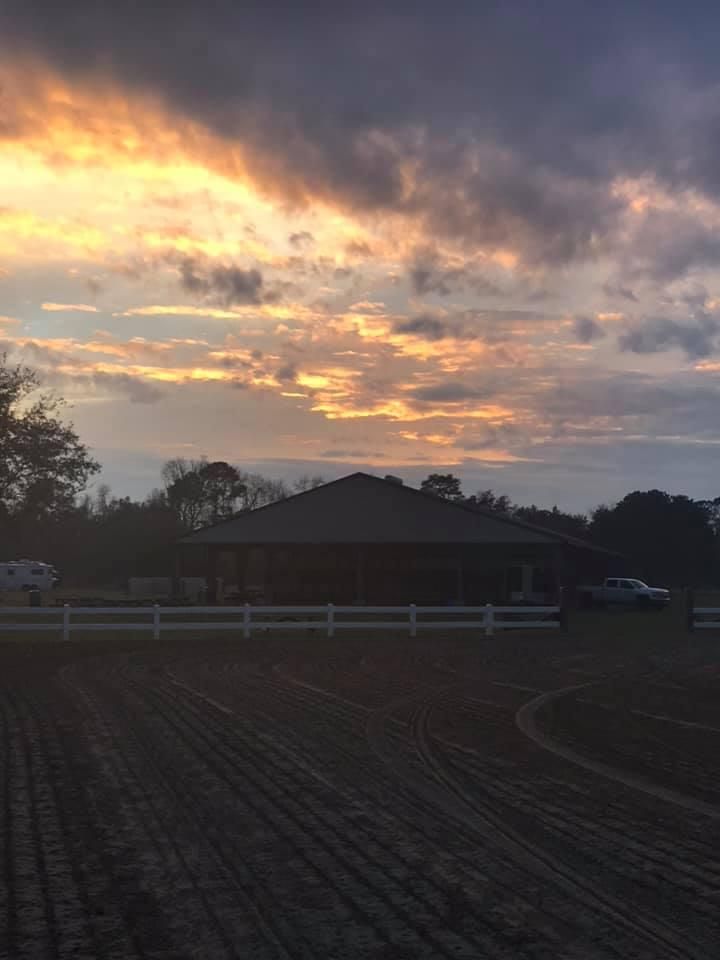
[149,644,715,909]
[62,657,300,960]
[173,648,624,956]
[14,689,97,960]
[371,683,710,960]
[1,694,18,958]
[127,666,502,960]
[516,684,720,820]
[2,687,142,960]
[4,689,91,960]
[58,661,276,960]
[214,662,636,956]
[110,662,429,958]
[438,742,720,934]
[186,662,582,956]
[441,745,720,898]
[3,690,56,959]
[192,654,720,957]
[5,634,716,959]
[429,688,720,886]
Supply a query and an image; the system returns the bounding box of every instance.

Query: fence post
[243,603,251,640]
[153,603,160,640]
[409,603,417,638]
[685,587,695,633]
[485,603,494,637]
[62,604,70,642]
[327,602,335,638]
[559,587,569,633]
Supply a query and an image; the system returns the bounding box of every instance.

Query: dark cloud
[393,308,547,343]
[392,311,488,341]
[393,314,454,341]
[288,231,314,250]
[318,449,386,459]
[410,262,453,297]
[538,370,720,429]
[408,251,501,298]
[573,314,606,344]
[412,382,488,403]
[602,281,638,302]
[2,341,165,403]
[275,362,297,382]
[85,276,103,298]
[622,211,720,284]
[618,313,720,359]
[345,240,373,258]
[178,257,275,307]
[90,372,163,404]
[9,3,720,272]
[11,340,74,367]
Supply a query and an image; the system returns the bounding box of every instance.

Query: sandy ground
[1,622,719,959]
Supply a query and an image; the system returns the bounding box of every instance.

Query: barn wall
[179,541,569,604]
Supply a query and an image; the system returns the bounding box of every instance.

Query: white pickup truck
[577,578,670,609]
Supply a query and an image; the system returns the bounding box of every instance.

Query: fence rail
[0,602,562,640]
[688,606,720,630]
[683,587,720,631]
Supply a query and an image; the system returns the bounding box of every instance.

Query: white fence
[0,603,562,640]
[689,606,720,630]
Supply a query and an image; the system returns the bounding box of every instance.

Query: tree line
[2,354,719,588]
[419,473,720,587]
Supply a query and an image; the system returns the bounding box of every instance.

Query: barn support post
[171,550,182,599]
[236,548,248,600]
[264,547,274,603]
[521,564,533,601]
[456,552,465,605]
[354,548,366,605]
[685,587,695,633]
[551,544,565,602]
[559,587,569,633]
[206,547,218,604]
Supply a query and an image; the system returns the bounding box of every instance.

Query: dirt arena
[2,621,719,958]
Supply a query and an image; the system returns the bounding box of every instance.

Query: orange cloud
[0,59,532,280]
[0,208,106,259]
[42,302,99,313]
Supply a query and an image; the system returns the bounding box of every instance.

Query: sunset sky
[3,3,720,509]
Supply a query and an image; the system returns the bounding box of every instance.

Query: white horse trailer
[0,561,58,591]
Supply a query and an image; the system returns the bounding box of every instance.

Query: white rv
[0,561,59,592]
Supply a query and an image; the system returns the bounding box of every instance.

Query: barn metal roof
[179,472,589,547]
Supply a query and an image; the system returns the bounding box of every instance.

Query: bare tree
[236,472,290,510]
[293,474,326,493]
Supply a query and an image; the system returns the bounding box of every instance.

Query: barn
[177,472,617,604]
